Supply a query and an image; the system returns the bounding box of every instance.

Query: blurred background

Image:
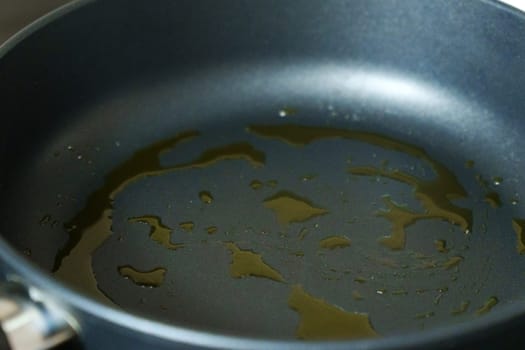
[0,0,70,43]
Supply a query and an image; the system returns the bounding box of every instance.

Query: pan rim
[1,0,525,348]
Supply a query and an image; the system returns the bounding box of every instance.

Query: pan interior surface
[1,0,525,344]
[2,62,525,339]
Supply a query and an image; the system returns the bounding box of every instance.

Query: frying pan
[1,0,525,349]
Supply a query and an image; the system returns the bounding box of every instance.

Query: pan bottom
[2,62,525,339]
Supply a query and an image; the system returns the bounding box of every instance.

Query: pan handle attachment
[0,281,77,350]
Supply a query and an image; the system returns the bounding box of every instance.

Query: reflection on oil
[319,236,351,249]
[263,190,328,225]
[226,242,284,282]
[118,265,166,287]
[288,285,378,340]
[129,216,183,249]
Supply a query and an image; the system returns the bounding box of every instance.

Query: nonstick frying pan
[1,0,525,349]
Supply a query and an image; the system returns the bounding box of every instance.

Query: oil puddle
[512,219,525,254]
[319,236,351,249]
[53,208,114,303]
[118,265,166,287]
[226,242,284,282]
[452,301,470,315]
[206,226,218,234]
[263,190,328,224]
[199,191,214,204]
[249,180,264,190]
[179,221,195,232]
[288,285,378,340]
[476,296,498,315]
[442,256,463,270]
[375,196,421,250]
[129,216,183,249]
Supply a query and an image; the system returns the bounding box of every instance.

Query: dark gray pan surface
[1,0,525,346]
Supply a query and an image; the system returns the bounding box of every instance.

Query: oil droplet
[23,249,31,256]
[66,145,74,151]
[392,289,408,296]
[250,180,263,190]
[434,240,449,253]
[179,221,194,232]
[301,174,317,182]
[465,160,475,169]
[442,256,463,270]
[129,216,183,249]
[484,192,502,208]
[492,176,503,186]
[263,190,328,225]
[267,179,278,188]
[512,219,525,254]
[452,301,470,315]
[376,289,386,295]
[415,311,435,319]
[225,242,284,282]
[206,226,218,234]
[288,285,378,340]
[298,228,309,240]
[199,191,213,204]
[39,214,52,226]
[511,198,520,206]
[352,290,364,300]
[476,296,498,315]
[354,276,367,284]
[118,265,166,288]
[319,236,351,249]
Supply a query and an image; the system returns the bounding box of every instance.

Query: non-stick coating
[1,0,525,348]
